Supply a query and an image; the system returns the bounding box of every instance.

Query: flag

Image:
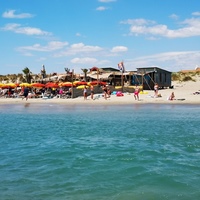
[118,62,125,73]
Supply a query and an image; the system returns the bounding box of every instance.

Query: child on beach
[168,92,175,100]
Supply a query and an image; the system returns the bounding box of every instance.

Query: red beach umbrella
[15,83,20,87]
[31,83,45,88]
[90,81,107,86]
[74,81,88,86]
[45,82,59,88]
[1,85,12,89]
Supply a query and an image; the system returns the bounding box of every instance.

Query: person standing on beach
[107,86,111,98]
[102,85,108,100]
[154,83,159,98]
[134,85,140,100]
[22,87,29,101]
[83,86,87,100]
[90,85,94,100]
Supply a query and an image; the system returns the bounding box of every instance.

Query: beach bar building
[132,67,172,90]
[86,66,172,91]
[87,67,122,85]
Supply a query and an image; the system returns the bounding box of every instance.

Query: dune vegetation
[171,71,200,82]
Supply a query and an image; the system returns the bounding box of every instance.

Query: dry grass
[171,72,200,82]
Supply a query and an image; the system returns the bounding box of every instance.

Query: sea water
[0,103,200,200]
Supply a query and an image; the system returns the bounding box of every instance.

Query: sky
[1,0,200,75]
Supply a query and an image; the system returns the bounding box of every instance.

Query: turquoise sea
[0,103,200,200]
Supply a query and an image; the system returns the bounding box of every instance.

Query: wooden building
[132,67,172,90]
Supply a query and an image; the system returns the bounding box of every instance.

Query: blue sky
[1,0,200,75]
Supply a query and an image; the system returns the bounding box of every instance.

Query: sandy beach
[0,79,200,105]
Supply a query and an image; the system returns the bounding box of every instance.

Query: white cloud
[2,10,34,19]
[70,43,102,53]
[98,0,116,2]
[121,16,200,38]
[55,43,103,57]
[111,46,128,53]
[127,51,200,72]
[17,41,68,52]
[96,6,108,11]
[76,33,81,36]
[71,57,98,64]
[192,11,200,16]
[121,18,155,26]
[2,23,51,36]
[169,14,179,20]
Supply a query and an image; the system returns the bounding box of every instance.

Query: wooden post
[113,72,115,87]
[121,71,124,92]
[97,69,99,85]
[71,69,74,98]
[142,74,144,91]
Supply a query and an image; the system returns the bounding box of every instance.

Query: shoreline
[0,93,199,106]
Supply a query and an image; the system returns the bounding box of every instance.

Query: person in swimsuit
[154,83,159,98]
[168,92,175,100]
[66,88,72,98]
[83,86,87,100]
[134,85,140,100]
[102,85,108,99]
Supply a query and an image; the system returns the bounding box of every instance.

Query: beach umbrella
[20,83,32,87]
[76,85,88,89]
[5,83,17,88]
[73,81,79,85]
[1,85,12,89]
[45,82,59,88]
[0,83,5,88]
[31,83,45,88]
[90,81,106,86]
[74,81,87,86]
[60,82,74,87]
[0,83,17,89]
[87,82,91,86]
[15,83,20,87]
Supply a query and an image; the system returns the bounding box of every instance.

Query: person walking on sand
[83,86,87,100]
[22,87,29,101]
[154,83,159,98]
[134,85,140,100]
